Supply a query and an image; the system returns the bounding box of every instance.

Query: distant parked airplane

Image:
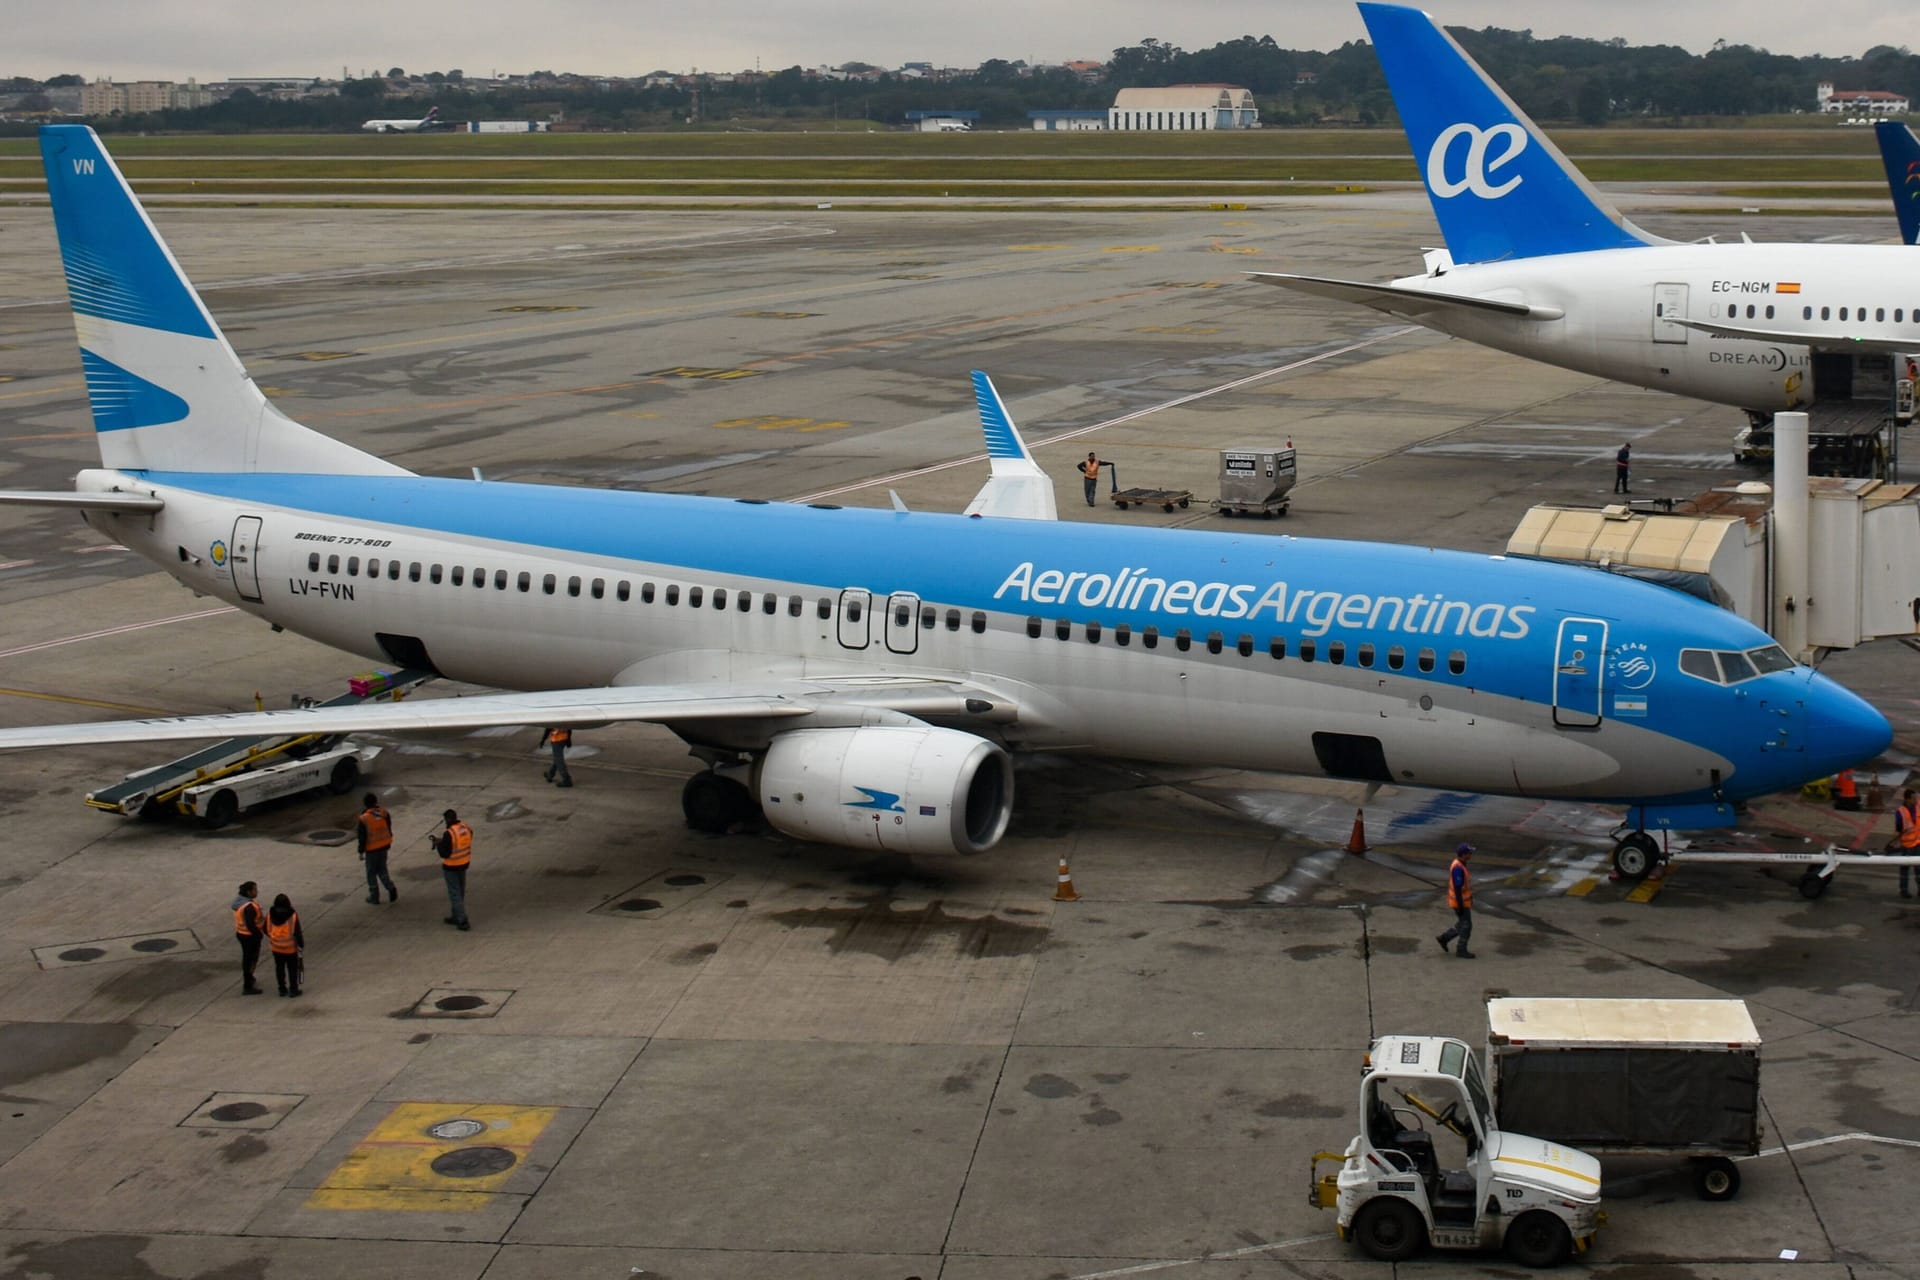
[362,105,442,133]
[0,125,1891,872]
[1256,3,1920,425]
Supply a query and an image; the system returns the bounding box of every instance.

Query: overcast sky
[13,0,1915,82]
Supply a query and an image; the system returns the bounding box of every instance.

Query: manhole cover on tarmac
[208,1102,269,1122]
[57,948,106,962]
[664,874,707,886]
[616,898,662,912]
[130,937,179,953]
[430,1146,517,1178]
[302,828,353,846]
[433,995,488,1012]
[427,1118,487,1140]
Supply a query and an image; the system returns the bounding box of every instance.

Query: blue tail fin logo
[1874,120,1920,245]
[1358,2,1656,263]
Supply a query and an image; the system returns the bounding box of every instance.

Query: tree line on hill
[6,26,1919,134]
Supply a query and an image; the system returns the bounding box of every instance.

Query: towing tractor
[1311,1034,1603,1267]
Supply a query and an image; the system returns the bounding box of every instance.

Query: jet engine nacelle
[756,725,1013,855]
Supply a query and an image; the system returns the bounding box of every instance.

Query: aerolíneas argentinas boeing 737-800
[1256,3,1918,421]
[0,126,1891,867]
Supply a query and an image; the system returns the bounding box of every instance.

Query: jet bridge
[1508,415,1920,659]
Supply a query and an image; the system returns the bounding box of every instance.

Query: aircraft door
[885,592,920,655]
[837,588,871,649]
[1552,617,1606,728]
[1652,283,1689,344]
[229,515,263,602]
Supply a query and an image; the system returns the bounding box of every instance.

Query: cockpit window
[1681,646,1782,686]
[1680,649,1720,682]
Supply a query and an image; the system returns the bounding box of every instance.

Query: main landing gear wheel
[1351,1197,1425,1262]
[1693,1156,1741,1201]
[1612,832,1660,881]
[682,772,753,834]
[1798,870,1830,900]
[1504,1210,1573,1268]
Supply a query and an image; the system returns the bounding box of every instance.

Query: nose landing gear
[1611,830,1663,880]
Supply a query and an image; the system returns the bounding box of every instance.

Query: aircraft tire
[683,772,752,833]
[1612,833,1659,881]
[1798,870,1829,899]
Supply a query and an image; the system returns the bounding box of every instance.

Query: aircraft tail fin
[963,371,1056,521]
[1358,3,1665,263]
[37,125,408,477]
[1874,120,1920,245]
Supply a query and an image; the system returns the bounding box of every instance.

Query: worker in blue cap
[1436,843,1476,959]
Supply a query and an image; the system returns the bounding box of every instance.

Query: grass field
[0,125,1894,206]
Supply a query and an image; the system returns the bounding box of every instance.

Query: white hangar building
[1108,84,1259,130]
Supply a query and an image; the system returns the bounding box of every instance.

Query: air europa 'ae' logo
[1427,122,1527,200]
[1608,641,1656,691]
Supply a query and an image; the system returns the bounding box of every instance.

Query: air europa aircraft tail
[38,125,407,477]
[1358,2,1664,264]
[1874,119,1920,246]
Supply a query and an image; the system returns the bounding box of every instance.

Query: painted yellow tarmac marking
[1008,243,1068,250]
[647,366,760,381]
[1102,245,1160,253]
[1625,876,1666,903]
[734,310,818,319]
[713,415,849,432]
[492,305,583,313]
[1134,325,1221,335]
[0,686,176,715]
[306,1101,559,1212]
[1208,242,1260,255]
[287,351,360,361]
[1565,877,1599,897]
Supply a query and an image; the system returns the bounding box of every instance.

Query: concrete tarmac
[0,200,1916,1278]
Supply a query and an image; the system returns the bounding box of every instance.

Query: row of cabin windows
[303,552,990,632]
[1023,615,1468,674]
[1801,305,1913,323]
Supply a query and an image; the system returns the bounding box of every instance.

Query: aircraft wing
[1248,272,1551,320]
[1670,317,1917,355]
[0,676,1015,750]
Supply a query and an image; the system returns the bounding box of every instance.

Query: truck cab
[1317,1034,1603,1267]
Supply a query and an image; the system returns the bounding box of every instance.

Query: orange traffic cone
[1345,808,1369,854]
[1053,854,1080,902]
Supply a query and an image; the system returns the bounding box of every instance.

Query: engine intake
[756,725,1013,855]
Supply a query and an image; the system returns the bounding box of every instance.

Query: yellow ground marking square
[1565,877,1599,897]
[306,1102,559,1211]
[1625,877,1666,903]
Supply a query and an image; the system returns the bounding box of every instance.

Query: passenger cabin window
[1054,618,1071,641]
[591,578,604,599]
[1269,636,1286,659]
[1357,642,1375,668]
[971,612,986,634]
[816,598,831,620]
[430,565,443,585]
[712,589,726,609]
[1205,632,1223,655]
[388,562,400,581]
[347,556,360,575]
[1086,621,1102,643]
[1115,623,1131,646]
[665,585,679,606]
[1299,639,1316,663]
[308,553,321,572]
[494,570,507,590]
[450,566,463,586]
[764,593,777,615]
[1142,626,1159,649]
[1387,645,1404,670]
[517,572,531,593]
[367,558,379,577]
[408,562,421,582]
[1447,650,1467,675]
[1237,634,1254,657]
[688,587,704,608]
[788,596,802,617]
[1027,617,1042,639]
[542,574,556,595]
[1327,640,1346,665]
[945,608,961,631]
[1417,648,1436,672]
[1175,629,1192,651]
[568,577,582,598]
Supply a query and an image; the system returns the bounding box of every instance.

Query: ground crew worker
[357,791,398,904]
[231,881,265,995]
[542,725,573,787]
[1894,788,1920,898]
[1435,843,1476,958]
[435,808,473,930]
[1614,443,1632,495]
[1079,452,1109,508]
[1833,768,1860,811]
[264,892,303,997]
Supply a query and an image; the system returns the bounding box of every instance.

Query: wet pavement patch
[33,930,203,969]
[595,867,730,918]
[0,1023,149,1090]
[409,988,514,1019]
[769,894,1046,961]
[1024,1073,1081,1099]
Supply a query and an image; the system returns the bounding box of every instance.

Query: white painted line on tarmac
[1754,1131,1920,1158]
[0,606,239,661]
[1066,1231,1334,1278]
[0,559,33,570]
[791,329,1419,504]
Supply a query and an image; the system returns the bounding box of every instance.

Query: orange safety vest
[548,727,571,746]
[1446,857,1473,910]
[1835,769,1857,800]
[359,806,392,852]
[1079,458,1101,480]
[442,821,473,867]
[1899,803,1920,849]
[233,900,263,937]
[265,912,300,955]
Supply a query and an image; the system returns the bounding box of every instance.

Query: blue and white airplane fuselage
[2,122,1890,862]
[1258,3,1918,418]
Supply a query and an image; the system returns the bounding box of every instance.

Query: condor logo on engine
[846,786,905,813]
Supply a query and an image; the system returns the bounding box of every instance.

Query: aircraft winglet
[962,371,1057,521]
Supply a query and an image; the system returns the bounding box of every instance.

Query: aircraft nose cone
[1808,673,1892,769]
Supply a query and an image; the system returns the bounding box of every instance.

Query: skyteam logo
[1427,122,1528,200]
[1609,641,1656,691]
[846,786,905,813]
